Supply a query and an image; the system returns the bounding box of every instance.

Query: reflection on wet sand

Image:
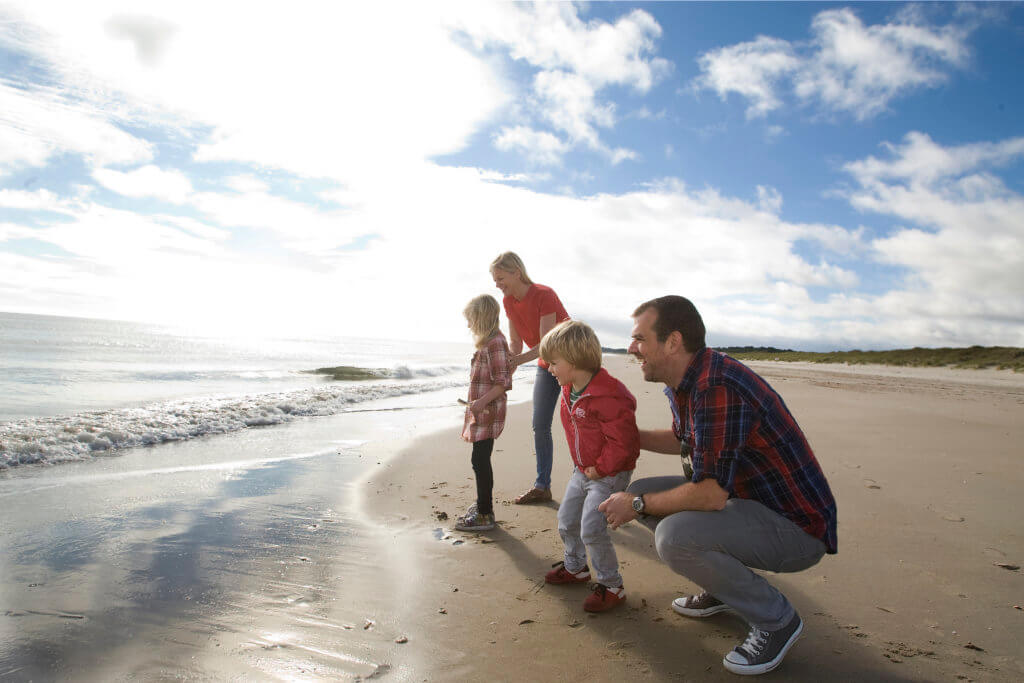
[0,410,430,681]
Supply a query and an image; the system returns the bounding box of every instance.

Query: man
[599,296,837,676]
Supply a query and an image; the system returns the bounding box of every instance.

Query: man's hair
[632,296,706,352]
[489,251,534,285]
[539,320,602,373]
[464,294,501,348]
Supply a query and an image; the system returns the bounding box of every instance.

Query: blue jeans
[532,366,560,489]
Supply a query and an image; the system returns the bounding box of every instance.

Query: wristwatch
[631,494,646,514]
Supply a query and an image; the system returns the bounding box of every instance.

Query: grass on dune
[719,346,1024,372]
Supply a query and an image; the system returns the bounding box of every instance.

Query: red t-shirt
[503,284,570,368]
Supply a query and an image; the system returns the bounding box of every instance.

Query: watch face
[632,496,643,513]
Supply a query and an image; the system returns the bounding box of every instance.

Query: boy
[538,320,640,612]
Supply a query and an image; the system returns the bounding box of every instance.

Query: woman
[490,252,570,504]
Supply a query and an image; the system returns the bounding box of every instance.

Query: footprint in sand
[863,479,881,489]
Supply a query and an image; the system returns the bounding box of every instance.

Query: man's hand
[598,491,637,529]
[584,466,600,480]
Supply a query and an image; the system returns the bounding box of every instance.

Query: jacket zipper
[563,390,590,471]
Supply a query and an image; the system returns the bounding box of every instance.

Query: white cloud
[756,185,783,214]
[845,131,1024,185]
[493,126,569,166]
[455,3,668,163]
[795,8,969,119]
[1,1,510,183]
[92,164,193,203]
[696,36,799,118]
[695,8,972,120]
[475,168,551,184]
[0,79,152,173]
[189,186,366,253]
[224,175,271,195]
[839,132,1024,342]
[0,188,62,210]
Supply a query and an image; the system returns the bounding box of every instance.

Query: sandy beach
[3,355,1022,681]
[363,354,1024,682]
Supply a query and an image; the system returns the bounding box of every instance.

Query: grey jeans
[559,468,632,587]
[628,476,826,630]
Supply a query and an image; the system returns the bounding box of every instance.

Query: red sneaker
[545,562,591,584]
[583,583,625,612]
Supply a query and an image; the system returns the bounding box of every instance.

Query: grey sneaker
[454,511,495,532]
[723,612,803,676]
[672,591,734,618]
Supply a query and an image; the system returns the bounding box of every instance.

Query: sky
[1,1,1022,351]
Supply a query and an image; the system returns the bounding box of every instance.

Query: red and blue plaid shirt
[667,348,837,553]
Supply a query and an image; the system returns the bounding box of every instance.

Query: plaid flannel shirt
[462,331,512,443]
[667,348,838,553]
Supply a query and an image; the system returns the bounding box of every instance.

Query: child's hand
[470,399,489,419]
[584,466,600,480]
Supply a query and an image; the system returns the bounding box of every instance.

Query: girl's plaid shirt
[462,332,512,442]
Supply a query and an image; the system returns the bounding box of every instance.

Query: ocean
[0,311,531,469]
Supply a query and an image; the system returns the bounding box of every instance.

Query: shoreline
[362,354,1024,681]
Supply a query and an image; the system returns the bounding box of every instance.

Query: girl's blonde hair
[489,251,533,285]
[464,294,501,348]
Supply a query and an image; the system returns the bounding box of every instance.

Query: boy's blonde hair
[489,251,533,285]
[464,294,501,348]
[539,320,602,373]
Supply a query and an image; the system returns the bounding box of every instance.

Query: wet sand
[0,401,459,681]
[364,355,1024,681]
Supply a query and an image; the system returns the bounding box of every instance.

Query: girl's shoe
[454,511,495,531]
[583,583,625,612]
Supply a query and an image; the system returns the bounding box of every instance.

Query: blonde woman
[490,252,570,504]
[457,294,513,531]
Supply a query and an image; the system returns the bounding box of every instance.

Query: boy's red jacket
[559,367,640,477]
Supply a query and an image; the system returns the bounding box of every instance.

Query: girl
[457,294,512,531]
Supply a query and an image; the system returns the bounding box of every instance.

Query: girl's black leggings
[471,438,494,515]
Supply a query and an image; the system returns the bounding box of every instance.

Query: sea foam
[0,376,464,469]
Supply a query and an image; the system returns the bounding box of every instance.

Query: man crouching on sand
[598,295,838,676]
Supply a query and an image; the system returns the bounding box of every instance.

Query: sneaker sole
[672,599,734,618]
[583,594,626,612]
[545,576,591,585]
[722,620,803,676]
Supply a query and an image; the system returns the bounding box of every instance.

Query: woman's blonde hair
[464,294,502,348]
[539,320,602,373]
[489,251,533,285]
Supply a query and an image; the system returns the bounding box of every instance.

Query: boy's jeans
[558,467,632,588]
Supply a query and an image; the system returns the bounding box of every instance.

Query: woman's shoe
[514,487,552,504]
